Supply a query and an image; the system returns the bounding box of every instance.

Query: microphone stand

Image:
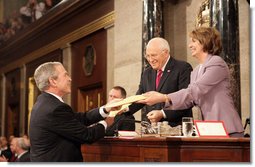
[115,119,141,137]
[244,118,250,137]
[105,115,140,137]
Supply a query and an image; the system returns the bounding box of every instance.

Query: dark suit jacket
[114,114,135,131]
[16,151,30,162]
[128,57,193,127]
[0,146,12,161]
[29,92,106,162]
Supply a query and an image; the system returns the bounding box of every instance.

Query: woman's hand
[137,91,166,106]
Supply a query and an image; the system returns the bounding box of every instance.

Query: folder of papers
[106,95,147,108]
[108,103,130,117]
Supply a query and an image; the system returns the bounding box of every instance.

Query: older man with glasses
[126,37,193,127]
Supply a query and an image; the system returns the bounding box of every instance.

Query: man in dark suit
[106,86,135,136]
[127,37,193,127]
[29,62,114,162]
[10,137,30,162]
[0,136,13,162]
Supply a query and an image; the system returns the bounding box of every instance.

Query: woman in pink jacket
[138,27,244,137]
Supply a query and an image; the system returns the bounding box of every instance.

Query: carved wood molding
[195,0,210,27]
[0,12,114,73]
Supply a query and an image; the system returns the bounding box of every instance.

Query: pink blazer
[166,55,244,134]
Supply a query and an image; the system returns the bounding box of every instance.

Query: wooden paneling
[82,137,250,162]
[77,85,104,112]
[71,29,107,111]
[25,50,62,78]
[82,139,140,162]
[141,147,169,162]
[5,68,21,137]
[25,50,62,134]
[0,75,2,130]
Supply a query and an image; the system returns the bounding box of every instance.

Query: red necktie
[156,70,163,89]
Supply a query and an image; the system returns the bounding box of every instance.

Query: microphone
[114,120,158,136]
[244,118,250,130]
[105,114,139,136]
[114,119,141,137]
[244,118,250,137]
[105,114,157,136]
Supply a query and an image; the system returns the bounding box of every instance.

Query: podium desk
[82,136,250,162]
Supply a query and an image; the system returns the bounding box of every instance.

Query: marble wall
[239,1,250,134]
[112,0,143,122]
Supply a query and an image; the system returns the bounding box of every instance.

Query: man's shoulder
[170,57,192,70]
[142,65,154,74]
[171,57,191,66]
[39,92,64,103]
[35,92,69,112]
[19,151,30,162]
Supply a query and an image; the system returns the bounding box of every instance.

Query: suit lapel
[151,70,157,90]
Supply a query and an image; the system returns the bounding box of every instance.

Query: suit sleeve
[51,105,105,144]
[169,58,228,110]
[73,108,105,126]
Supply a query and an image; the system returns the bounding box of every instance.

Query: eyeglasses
[144,50,165,60]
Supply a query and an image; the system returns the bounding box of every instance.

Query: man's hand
[137,91,167,106]
[104,117,114,127]
[147,110,164,123]
[0,155,8,162]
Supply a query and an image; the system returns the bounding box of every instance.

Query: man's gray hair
[17,138,30,150]
[34,62,62,91]
[146,37,170,53]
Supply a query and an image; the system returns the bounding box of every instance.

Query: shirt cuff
[164,94,173,109]
[160,109,167,119]
[99,107,108,118]
[98,120,107,130]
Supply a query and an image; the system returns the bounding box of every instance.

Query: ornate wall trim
[0,11,114,73]
[195,0,210,27]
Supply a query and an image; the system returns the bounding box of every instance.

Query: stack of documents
[106,95,147,117]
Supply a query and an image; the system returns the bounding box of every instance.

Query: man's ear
[48,77,57,87]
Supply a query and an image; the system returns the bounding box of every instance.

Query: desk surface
[82,136,250,162]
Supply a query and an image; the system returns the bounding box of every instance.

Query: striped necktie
[156,69,163,89]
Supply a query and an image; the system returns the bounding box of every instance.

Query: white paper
[118,131,138,137]
[195,121,228,137]
[106,95,147,108]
